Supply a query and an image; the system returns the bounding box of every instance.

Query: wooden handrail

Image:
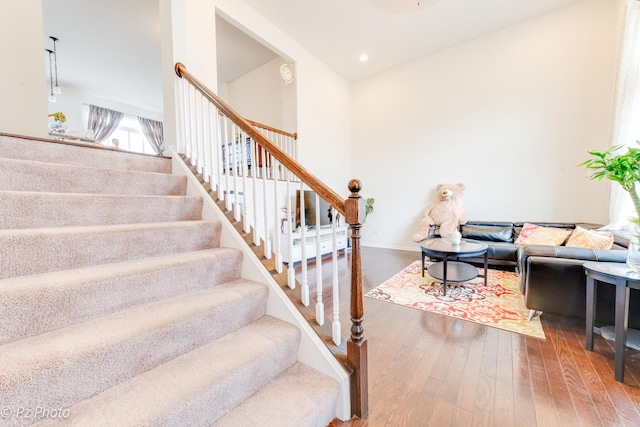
[215,113,297,140]
[246,119,298,140]
[175,63,344,216]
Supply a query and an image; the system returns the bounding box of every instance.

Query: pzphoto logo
[0,406,70,420]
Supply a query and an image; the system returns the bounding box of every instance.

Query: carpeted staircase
[0,135,339,426]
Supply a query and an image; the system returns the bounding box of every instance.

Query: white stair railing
[176,67,348,348]
[176,63,369,417]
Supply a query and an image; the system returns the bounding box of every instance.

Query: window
[608,0,640,229]
[107,115,156,155]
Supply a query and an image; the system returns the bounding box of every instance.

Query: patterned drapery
[138,117,164,155]
[87,105,124,143]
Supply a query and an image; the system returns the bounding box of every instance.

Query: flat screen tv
[295,190,333,228]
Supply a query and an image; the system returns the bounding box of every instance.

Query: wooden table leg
[615,279,630,382]
[585,275,596,351]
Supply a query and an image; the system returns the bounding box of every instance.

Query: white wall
[352,0,624,250]
[211,0,352,195]
[0,0,48,138]
[1,1,163,143]
[225,58,285,128]
[160,0,219,154]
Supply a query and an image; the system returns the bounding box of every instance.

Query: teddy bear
[412,183,468,242]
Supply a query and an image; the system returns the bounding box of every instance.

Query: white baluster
[263,145,271,258]
[274,158,282,272]
[186,85,195,163]
[315,193,324,326]
[201,97,210,183]
[222,118,231,211]
[252,138,260,246]
[240,131,249,233]
[300,183,309,306]
[215,113,225,202]
[331,209,341,346]
[207,105,217,191]
[176,79,187,155]
[195,92,204,173]
[231,125,240,222]
[286,176,296,289]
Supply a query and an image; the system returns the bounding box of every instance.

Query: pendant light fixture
[45,49,56,103]
[49,36,62,94]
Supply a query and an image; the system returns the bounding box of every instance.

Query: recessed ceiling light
[359,54,369,62]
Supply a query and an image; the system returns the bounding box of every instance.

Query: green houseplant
[365,197,375,218]
[579,143,640,270]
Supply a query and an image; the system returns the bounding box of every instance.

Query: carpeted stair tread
[0,248,243,344]
[33,316,301,427]
[0,157,186,196]
[0,134,171,173]
[0,190,203,228]
[0,220,222,279]
[0,280,270,414]
[213,362,340,427]
[0,135,340,424]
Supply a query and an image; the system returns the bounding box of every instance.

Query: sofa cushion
[461,224,513,243]
[565,226,614,250]
[514,223,572,246]
[520,244,626,262]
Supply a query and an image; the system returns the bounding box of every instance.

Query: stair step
[213,362,340,427]
[0,157,186,195]
[31,316,300,427]
[0,135,341,424]
[0,220,221,279]
[0,190,203,228]
[0,280,270,414]
[0,134,171,173]
[0,248,243,344]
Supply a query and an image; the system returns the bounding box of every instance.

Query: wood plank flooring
[321,246,640,427]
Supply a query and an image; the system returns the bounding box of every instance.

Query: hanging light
[45,49,56,103]
[49,36,62,94]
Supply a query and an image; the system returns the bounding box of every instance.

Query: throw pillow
[565,226,614,250]
[514,223,572,246]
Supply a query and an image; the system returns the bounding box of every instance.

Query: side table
[584,261,640,382]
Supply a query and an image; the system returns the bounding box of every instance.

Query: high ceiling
[241,0,582,82]
[42,0,583,113]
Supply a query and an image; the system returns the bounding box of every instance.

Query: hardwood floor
[322,246,640,427]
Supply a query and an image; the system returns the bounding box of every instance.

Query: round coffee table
[420,238,489,296]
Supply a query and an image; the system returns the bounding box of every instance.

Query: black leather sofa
[429,221,639,328]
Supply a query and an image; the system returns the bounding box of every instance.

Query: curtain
[608,0,640,229]
[87,105,124,143]
[138,117,164,155]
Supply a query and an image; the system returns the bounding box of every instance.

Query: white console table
[280,225,349,264]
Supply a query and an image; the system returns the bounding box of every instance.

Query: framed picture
[222,137,252,169]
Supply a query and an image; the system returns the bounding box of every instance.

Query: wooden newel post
[345,179,368,418]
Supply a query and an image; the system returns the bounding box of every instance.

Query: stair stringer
[171,153,351,421]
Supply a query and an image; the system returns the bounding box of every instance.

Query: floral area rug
[365,260,545,339]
